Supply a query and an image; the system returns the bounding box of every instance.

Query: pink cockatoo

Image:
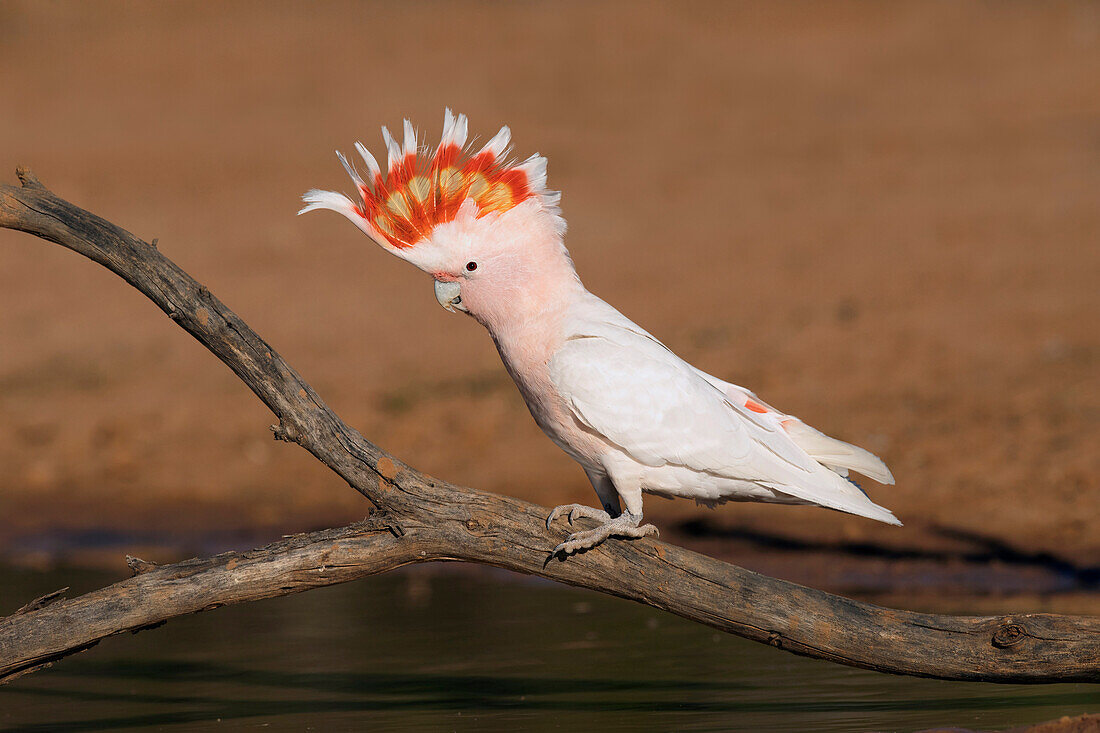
[301,110,900,556]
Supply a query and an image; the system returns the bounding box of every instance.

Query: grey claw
[546,506,655,557]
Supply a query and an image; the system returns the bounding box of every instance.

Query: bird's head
[300,110,576,328]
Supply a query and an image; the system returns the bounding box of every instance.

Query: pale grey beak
[434,279,466,313]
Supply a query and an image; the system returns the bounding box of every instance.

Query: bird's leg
[549,510,658,557]
[545,469,620,529]
[547,469,655,556]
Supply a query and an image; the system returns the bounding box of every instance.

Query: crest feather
[402,119,417,157]
[381,126,403,174]
[354,141,382,186]
[439,108,468,151]
[300,109,562,249]
[336,151,365,191]
[479,126,511,160]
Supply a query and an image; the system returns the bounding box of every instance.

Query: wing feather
[550,306,900,525]
[552,336,751,472]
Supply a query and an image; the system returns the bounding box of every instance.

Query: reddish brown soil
[1010,714,1100,733]
[1,2,1097,590]
[920,715,1100,733]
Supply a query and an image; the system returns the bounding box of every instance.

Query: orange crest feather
[345,111,535,249]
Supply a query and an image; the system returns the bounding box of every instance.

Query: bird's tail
[781,419,895,485]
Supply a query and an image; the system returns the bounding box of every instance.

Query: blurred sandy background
[0,2,1097,590]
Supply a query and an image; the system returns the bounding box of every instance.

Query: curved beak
[433,279,467,313]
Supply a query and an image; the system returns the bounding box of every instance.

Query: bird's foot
[545,503,612,529]
[548,510,659,557]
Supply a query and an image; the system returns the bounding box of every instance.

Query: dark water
[0,565,1096,732]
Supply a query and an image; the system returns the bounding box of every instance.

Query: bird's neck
[475,262,585,372]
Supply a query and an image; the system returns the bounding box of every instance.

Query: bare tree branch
[1,169,1097,685]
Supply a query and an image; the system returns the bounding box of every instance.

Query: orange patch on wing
[745,399,769,414]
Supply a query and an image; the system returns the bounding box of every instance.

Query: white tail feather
[783,420,895,485]
[763,455,900,525]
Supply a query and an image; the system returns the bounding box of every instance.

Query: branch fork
[1,169,1097,685]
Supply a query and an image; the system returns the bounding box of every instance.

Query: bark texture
[1,169,1097,685]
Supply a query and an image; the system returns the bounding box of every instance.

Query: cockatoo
[301,110,900,556]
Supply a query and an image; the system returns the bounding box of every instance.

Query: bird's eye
[465,261,478,272]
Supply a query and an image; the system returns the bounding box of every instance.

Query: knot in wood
[991,623,1027,649]
[767,631,783,648]
[15,166,44,189]
[460,510,494,537]
[270,422,300,443]
[126,555,159,576]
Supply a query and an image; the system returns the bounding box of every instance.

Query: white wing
[690,367,895,485]
[550,301,900,525]
[551,333,754,473]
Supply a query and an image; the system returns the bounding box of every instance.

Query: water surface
[0,565,1096,732]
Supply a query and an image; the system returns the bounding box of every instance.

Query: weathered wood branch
[1,169,1097,685]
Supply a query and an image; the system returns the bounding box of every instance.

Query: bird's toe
[567,506,611,525]
[548,509,660,557]
[552,527,606,556]
[546,503,607,529]
[545,504,572,529]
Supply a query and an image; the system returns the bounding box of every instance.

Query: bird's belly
[502,359,607,469]
[531,403,607,467]
[635,463,810,507]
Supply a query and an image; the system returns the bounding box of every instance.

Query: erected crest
[301,110,558,251]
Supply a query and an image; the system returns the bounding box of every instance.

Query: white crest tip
[381,125,402,171]
[402,119,417,156]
